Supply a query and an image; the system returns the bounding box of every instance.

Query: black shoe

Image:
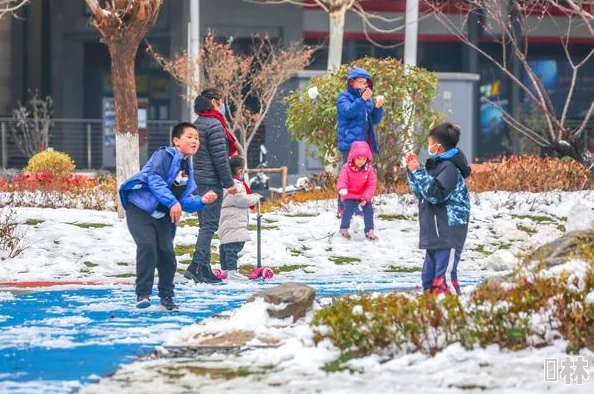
[200,264,222,283]
[184,267,220,284]
[136,295,151,309]
[160,296,179,311]
[183,268,204,283]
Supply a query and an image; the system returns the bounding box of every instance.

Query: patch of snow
[481,250,517,271]
[566,202,594,232]
[0,291,15,301]
[586,292,594,305]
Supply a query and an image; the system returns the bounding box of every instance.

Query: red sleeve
[337,163,349,191]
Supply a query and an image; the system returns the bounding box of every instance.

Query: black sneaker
[136,295,151,309]
[160,296,179,311]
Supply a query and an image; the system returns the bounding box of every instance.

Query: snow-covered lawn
[3,191,591,283]
[1,191,593,393]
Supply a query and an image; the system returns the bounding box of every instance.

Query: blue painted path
[0,273,484,394]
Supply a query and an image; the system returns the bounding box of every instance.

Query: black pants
[126,204,176,298]
[219,242,245,271]
[190,184,224,270]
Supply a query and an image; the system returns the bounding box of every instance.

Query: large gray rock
[248,282,316,322]
[527,229,594,267]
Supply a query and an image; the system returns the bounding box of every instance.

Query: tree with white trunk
[246,0,405,70]
[84,0,162,217]
[426,0,594,172]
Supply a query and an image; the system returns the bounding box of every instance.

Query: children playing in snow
[218,155,262,280]
[405,122,471,295]
[336,140,377,240]
[335,66,385,218]
[119,122,218,310]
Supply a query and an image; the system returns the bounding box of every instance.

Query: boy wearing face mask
[405,122,471,295]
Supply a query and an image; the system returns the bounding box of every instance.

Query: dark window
[418,42,463,72]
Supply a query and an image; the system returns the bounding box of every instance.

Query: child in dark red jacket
[336,141,377,240]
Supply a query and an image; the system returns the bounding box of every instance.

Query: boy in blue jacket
[405,122,471,295]
[336,66,384,217]
[119,122,217,310]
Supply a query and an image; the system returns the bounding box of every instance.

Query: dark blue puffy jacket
[336,67,384,154]
[119,146,204,215]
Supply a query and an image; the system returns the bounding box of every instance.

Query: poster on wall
[103,98,116,147]
[525,59,594,119]
[479,76,508,159]
[102,97,150,147]
[138,98,149,147]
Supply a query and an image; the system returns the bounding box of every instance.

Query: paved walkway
[0,273,484,394]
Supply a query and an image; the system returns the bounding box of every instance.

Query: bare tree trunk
[110,41,140,218]
[327,7,346,71]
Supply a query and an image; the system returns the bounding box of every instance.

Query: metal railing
[0,118,177,170]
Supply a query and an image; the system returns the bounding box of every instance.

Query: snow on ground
[1,191,592,284]
[80,294,594,394]
[1,191,594,393]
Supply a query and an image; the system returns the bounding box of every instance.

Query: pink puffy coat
[337,141,377,203]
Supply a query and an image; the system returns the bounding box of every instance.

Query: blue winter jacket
[407,149,471,250]
[337,67,384,154]
[119,146,205,216]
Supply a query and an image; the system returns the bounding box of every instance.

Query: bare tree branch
[152,32,314,166]
[426,0,594,170]
[247,0,415,51]
[83,0,103,23]
[0,0,30,18]
[10,92,53,158]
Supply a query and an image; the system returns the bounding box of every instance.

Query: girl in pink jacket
[337,141,377,240]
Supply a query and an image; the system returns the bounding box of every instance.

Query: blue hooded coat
[119,146,205,217]
[336,67,384,154]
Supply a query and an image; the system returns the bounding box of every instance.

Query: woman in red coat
[336,141,377,240]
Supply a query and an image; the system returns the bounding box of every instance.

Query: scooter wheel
[262,268,274,279]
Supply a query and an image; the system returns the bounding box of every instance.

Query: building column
[26,0,42,95]
[508,1,523,153]
[466,8,481,159]
[0,17,11,115]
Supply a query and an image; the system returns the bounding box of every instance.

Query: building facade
[6,0,594,171]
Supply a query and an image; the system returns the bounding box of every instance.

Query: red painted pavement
[0,280,132,288]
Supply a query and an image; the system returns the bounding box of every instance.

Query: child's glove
[338,189,348,196]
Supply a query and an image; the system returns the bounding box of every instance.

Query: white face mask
[428,143,441,157]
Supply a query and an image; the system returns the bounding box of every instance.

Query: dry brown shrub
[468,155,594,192]
[0,175,117,211]
[264,155,593,210]
[0,208,25,259]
